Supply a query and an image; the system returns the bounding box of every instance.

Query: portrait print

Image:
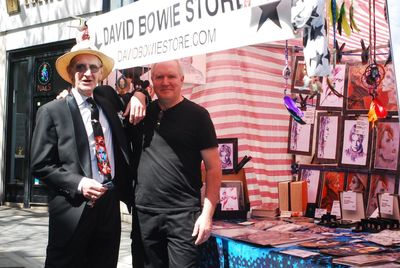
[372,119,400,173]
[317,64,346,110]
[340,117,371,168]
[320,171,345,212]
[315,112,341,163]
[344,63,397,114]
[299,166,322,204]
[220,187,239,211]
[346,172,369,201]
[366,173,396,217]
[219,181,245,211]
[288,117,313,156]
[217,138,238,174]
[291,56,311,94]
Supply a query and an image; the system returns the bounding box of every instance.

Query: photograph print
[319,170,346,212]
[219,181,245,211]
[315,112,341,164]
[344,63,398,114]
[291,56,311,94]
[372,119,400,173]
[366,173,396,217]
[288,117,313,156]
[346,172,369,202]
[299,165,322,204]
[317,64,346,110]
[217,138,238,174]
[339,116,371,168]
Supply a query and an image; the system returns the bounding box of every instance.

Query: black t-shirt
[134,98,217,212]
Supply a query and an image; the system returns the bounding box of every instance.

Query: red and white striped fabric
[183,46,293,207]
[183,0,390,208]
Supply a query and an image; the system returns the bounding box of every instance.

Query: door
[5,41,73,207]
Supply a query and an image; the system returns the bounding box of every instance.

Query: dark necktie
[86,97,112,181]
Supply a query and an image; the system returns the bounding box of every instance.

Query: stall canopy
[88,0,393,207]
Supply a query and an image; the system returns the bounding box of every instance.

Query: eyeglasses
[156,110,164,129]
[75,64,102,73]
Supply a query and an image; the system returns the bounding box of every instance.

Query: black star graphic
[303,30,309,47]
[305,6,319,27]
[324,50,331,64]
[310,24,324,41]
[310,51,324,67]
[310,6,319,18]
[257,1,282,31]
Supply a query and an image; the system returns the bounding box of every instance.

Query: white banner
[87,0,297,69]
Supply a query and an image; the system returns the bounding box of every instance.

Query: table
[200,235,347,268]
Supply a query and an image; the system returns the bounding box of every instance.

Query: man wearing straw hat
[31,40,146,268]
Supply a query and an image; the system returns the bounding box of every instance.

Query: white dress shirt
[71,88,115,183]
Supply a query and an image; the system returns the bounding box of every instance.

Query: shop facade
[0,0,137,207]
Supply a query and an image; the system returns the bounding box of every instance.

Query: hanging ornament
[349,0,360,32]
[284,96,306,124]
[361,62,386,89]
[368,101,378,126]
[337,1,351,37]
[373,98,387,118]
[282,40,306,125]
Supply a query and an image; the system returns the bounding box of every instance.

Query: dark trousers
[45,190,121,268]
[131,209,200,268]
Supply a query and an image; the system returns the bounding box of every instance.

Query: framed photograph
[344,63,398,115]
[317,64,346,111]
[366,173,396,217]
[6,0,20,15]
[381,63,399,115]
[217,138,238,174]
[344,63,370,114]
[315,112,341,164]
[319,170,346,212]
[219,181,245,211]
[372,119,400,173]
[299,165,322,204]
[346,172,369,202]
[288,117,313,156]
[291,56,311,94]
[339,116,371,168]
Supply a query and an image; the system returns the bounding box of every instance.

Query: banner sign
[88,0,297,69]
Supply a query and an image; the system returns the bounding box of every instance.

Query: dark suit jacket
[30,86,133,247]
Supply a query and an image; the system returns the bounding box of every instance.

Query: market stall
[86,0,400,266]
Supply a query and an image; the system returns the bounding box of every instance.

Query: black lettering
[109,25,115,43]
[172,3,180,26]
[103,27,109,45]
[147,12,155,33]
[186,0,194,22]
[127,19,134,38]
[156,8,169,30]
[205,0,218,16]
[221,0,234,13]
[116,22,124,41]
[138,15,146,36]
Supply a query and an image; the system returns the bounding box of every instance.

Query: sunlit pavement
[0,206,132,268]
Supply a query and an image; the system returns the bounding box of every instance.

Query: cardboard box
[290,181,308,214]
[278,181,291,212]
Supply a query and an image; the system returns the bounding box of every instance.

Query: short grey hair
[151,59,183,78]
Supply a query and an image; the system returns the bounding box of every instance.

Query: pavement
[0,205,132,268]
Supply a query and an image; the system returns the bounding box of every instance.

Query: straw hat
[56,40,114,84]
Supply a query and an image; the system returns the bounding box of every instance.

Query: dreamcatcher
[364,0,387,124]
